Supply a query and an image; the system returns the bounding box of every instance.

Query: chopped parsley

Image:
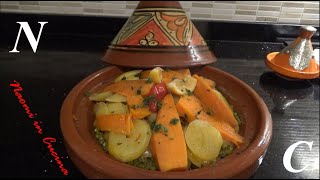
[156,101,162,111]
[186,89,193,96]
[136,86,142,95]
[131,105,140,109]
[234,112,242,126]
[84,91,91,97]
[170,118,180,125]
[152,123,168,134]
[143,95,156,107]
[146,77,153,83]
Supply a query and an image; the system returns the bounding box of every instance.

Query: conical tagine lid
[102,1,217,68]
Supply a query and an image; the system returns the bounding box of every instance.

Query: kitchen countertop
[0,13,319,179]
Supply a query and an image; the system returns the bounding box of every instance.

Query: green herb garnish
[146,77,153,83]
[143,95,156,107]
[84,91,91,97]
[136,86,142,95]
[186,89,192,96]
[156,101,162,111]
[170,118,179,125]
[131,105,140,109]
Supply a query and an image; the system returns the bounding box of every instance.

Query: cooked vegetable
[91,68,244,171]
[126,76,140,80]
[107,102,129,114]
[197,112,244,147]
[176,95,244,147]
[192,74,239,129]
[175,69,191,76]
[185,120,223,161]
[176,95,202,122]
[103,79,154,97]
[93,102,110,115]
[108,119,151,162]
[150,94,188,172]
[219,141,235,158]
[149,67,164,83]
[141,69,190,84]
[187,147,212,168]
[114,70,142,82]
[105,93,127,103]
[167,76,197,96]
[96,113,133,135]
[89,91,113,101]
[127,95,151,119]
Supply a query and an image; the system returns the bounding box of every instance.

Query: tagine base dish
[60,65,272,179]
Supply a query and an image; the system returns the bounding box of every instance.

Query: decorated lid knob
[102,1,217,68]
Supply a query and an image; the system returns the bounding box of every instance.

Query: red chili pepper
[147,83,168,112]
[148,83,168,101]
[149,100,158,113]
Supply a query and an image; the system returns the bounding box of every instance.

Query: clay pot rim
[60,65,272,178]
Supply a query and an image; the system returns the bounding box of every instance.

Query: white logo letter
[283,141,313,173]
[9,21,48,53]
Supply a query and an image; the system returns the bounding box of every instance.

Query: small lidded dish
[266,25,319,80]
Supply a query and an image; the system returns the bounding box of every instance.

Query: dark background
[0,13,319,178]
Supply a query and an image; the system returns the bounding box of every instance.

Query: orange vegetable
[197,112,244,147]
[192,74,239,129]
[151,94,188,172]
[176,95,244,147]
[202,76,216,88]
[176,95,202,122]
[103,79,154,97]
[127,95,151,119]
[174,69,191,76]
[96,114,133,135]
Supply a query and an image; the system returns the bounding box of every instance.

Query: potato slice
[108,119,152,162]
[167,76,197,96]
[89,91,113,101]
[149,67,164,83]
[93,102,110,115]
[126,76,140,80]
[114,70,142,82]
[106,93,127,103]
[187,147,212,168]
[107,102,129,114]
[185,120,223,161]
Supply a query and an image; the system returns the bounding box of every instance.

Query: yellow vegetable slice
[149,67,164,83]
[126,76,140,80]
[114,70,143,82]
[185,119,223,161]
[167,76,197,96]
[89,91,113,101]
[187,147,212,168]
[108,119,152,162]
[107,102,129,114]
[93,102,110,115]
[105,93,127,103]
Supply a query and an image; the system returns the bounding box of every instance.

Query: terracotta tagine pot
[60,1,272,179]
[266,25,319,80]
[102,1,216,68]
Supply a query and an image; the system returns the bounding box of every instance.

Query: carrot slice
[176,95,244,147]
[102,79,154,97]
[96,114,133,135]
[127,95,151,119]
[192,74,239,129]
[151,94,188,172]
